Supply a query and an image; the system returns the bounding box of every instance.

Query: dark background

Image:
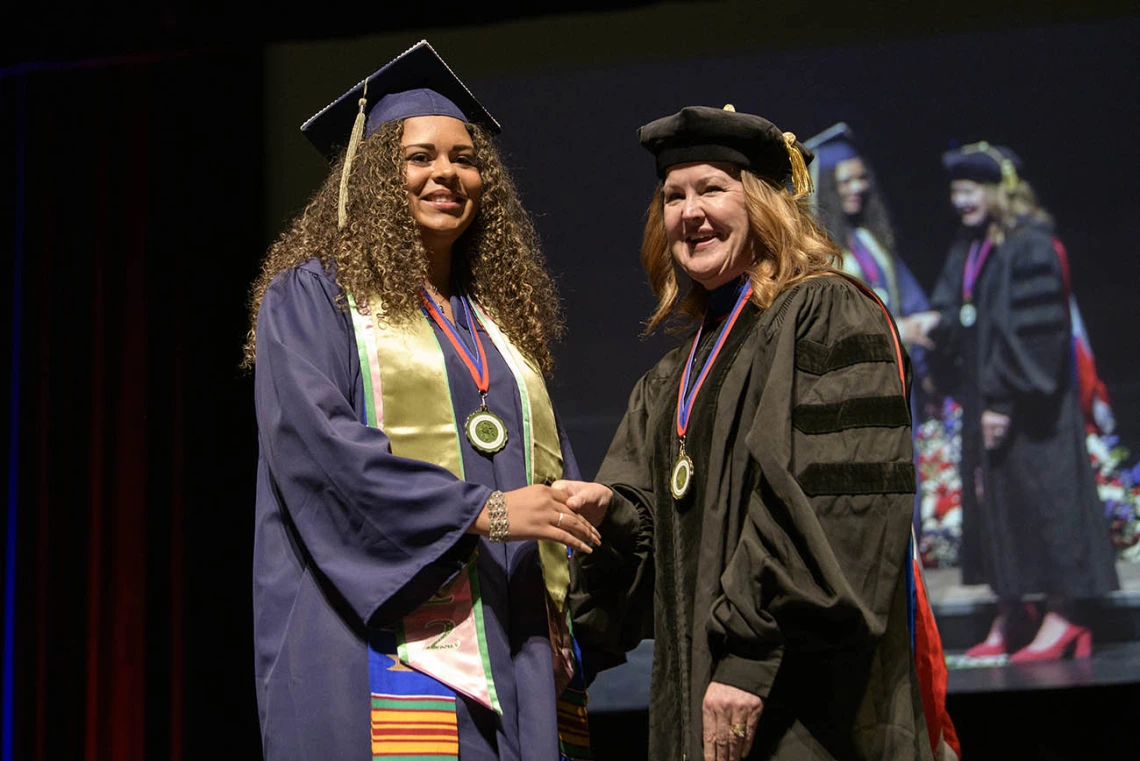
[3,2,1139,760]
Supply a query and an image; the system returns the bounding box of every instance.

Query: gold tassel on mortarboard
[720,105,812,194]
[782,131,814,196]
[338,81,370,230]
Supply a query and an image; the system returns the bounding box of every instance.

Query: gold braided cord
[782,131,814,195]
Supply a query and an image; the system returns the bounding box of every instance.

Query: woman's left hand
[702,681,763,761]
[897,310,940,349]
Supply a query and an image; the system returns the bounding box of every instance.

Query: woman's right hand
[471,485,600,553]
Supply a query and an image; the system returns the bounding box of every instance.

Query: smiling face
[402,115,483,254]
[950,179,993,228]
[662,162,754,290]
[834,156,870,217]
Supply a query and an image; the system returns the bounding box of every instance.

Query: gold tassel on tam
[998,155,1020,193]
[962,141,1020,193]
[782,131,814,196]
[338,82,369,230]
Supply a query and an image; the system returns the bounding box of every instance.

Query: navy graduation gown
[253,258,578,761]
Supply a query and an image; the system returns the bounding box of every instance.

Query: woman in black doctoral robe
[917,143,1118,662]
[557,105,957,761]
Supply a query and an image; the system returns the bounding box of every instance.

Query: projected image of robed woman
[915,142,1119,663]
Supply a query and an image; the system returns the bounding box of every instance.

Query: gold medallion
[466,409,508,454]
[670,453,693,500]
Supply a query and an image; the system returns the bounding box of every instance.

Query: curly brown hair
[242,119,564,373]
[640,168,841,333]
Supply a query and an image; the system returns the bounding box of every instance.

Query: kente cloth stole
[369,630,462,760]
[556,626,593,761]
[348,294,590,759]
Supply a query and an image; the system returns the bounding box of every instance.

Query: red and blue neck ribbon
[676,280,754,439]
[961,238,994,302]
[420,289,490,395]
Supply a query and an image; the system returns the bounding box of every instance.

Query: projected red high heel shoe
[1007,624,1092,663]
[963,637,1006,658]
[964,613,1009,657]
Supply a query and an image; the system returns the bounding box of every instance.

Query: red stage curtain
[3,47,264,760]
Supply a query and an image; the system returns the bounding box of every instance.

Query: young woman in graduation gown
[804,122,935,360]
[559,105,958,761]
[244,41,599,761]
[916,143,1118,661]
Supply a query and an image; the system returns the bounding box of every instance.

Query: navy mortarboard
[300,39,499,227]
[942,141,1023,192]
[637,104,815,194]
[804,121,860,169]
[803,121,862,200]
[301,39,499,160]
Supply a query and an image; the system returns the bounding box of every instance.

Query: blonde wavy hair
[1008,180,1053,226]
[641,168,841,333]
[242,119,564,372]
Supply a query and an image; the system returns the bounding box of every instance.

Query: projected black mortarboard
[300,39,501,162]
[637,105,814,191]
[942,142,1024,190]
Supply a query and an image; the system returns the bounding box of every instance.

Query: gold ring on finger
[556,512,564,528]
[730,723,747,738]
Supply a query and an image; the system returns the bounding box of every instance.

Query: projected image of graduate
[804,123,936,354]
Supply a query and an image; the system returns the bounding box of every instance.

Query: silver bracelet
[486,490,509,542]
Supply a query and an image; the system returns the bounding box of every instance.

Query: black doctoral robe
[571,275,933,760]
[927,221,1118,598]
